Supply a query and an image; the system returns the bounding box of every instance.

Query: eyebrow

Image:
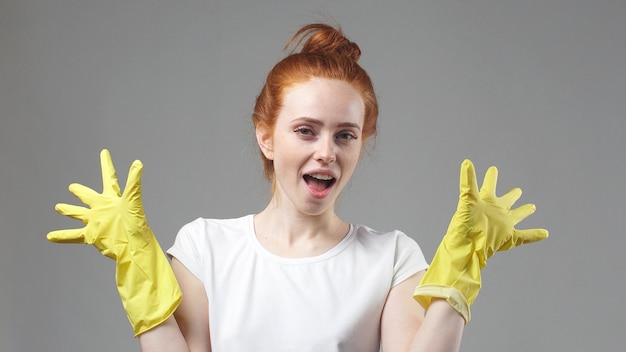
[292,117,362,131]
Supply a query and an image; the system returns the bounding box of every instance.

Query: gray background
[1,0,625,351]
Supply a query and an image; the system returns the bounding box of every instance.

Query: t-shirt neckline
[246,214,356,264]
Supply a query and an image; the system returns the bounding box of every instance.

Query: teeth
[309,174,334,181]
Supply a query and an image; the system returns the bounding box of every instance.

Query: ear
[256,125,274,160]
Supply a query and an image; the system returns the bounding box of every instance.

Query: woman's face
[257,77,365,217]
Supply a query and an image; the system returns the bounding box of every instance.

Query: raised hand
[48,149,149,258]
[48,149,181,336]
[414,159,548,323]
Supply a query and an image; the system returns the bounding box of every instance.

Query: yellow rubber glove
[47,149,182,337]
[413,159,548,323]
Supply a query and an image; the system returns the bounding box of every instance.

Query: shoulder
[352,224,428,284]
[179,214,251,233]
[171,215,253,253]
[177,215,252,239]
[167,215,254,278]
[352,224,421,251]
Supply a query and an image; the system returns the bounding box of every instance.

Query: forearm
[139,315,190,352]
[409,299,464,352]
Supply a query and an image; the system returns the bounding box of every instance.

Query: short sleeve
[167,219,206,281]
[391,232,429,288]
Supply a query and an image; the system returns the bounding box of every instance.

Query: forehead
[278,78,365,126]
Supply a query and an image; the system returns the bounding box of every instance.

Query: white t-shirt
[167,215,428,352]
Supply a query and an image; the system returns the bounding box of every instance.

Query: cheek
[272,145,304,175]
[342,149,362,174]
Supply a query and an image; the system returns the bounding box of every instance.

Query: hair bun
[286,23,361,62]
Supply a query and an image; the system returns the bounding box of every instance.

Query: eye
[294,126,314,136]
[336,131,358,141]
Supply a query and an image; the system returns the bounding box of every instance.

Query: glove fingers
[510,203,537,225]
[514,228,549,244]
[47,228,87,243]
[459,159,480,201]
[123,160,144,203]
[55,203,89,221]
[68,183,100,206]
[499,187,522,209]
[479,166,499,199]
[100,149,122,197]
[499,228,549,251]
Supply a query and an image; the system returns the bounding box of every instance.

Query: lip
[303,168,337,180]
[302,169,338,199]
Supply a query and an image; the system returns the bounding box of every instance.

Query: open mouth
[303,174,336,191]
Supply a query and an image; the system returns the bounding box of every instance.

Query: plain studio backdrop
[1,0,624,351]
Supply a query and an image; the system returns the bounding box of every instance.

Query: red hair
[253,23,378,180]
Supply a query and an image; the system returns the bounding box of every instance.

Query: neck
[253,201,349,258]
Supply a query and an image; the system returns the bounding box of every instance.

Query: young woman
[49,23,548,352]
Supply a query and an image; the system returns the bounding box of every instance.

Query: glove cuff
[115,226,183,337]
[127,255,182,337]
[413,284,471,323]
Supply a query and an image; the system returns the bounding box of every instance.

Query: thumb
[497,228,549,252]
[514,228,549,245]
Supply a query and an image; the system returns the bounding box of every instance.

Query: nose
[314,135,336,163]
